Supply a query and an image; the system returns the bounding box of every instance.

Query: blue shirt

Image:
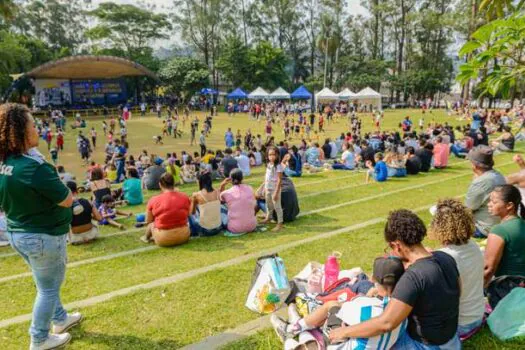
[374,161,388,182]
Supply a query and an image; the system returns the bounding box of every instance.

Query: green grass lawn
[0,109,523,349]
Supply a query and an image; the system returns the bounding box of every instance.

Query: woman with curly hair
[0,104,82,349]
[430,198,484,339]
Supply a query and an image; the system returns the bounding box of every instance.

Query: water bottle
[324,252,341,292]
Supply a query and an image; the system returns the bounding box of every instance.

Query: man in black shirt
[415,140,433,172]
[329,210,461,349]
[322,139,332,160]
[359,141,376,167]
[405,147,421,175]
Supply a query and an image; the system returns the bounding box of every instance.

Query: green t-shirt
[0,153,71,235]
[491,217,525,277]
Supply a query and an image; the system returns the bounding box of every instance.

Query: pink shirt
[220,184,257,233]
[433,143,449,168]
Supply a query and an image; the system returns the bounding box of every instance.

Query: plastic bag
[487,287,525,340]
[245,254,291,314]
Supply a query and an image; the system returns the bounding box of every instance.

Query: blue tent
[200,88,218,95]
[290,85,312,99]
[227,87,248,99]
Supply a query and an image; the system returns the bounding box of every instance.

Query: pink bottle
[324,253,340,291]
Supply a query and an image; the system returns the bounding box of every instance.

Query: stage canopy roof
[291,85,312,99]
[227,87,248,99]
[269,87,290,99]
[25,55,158,80]
[200,88,218,95]
[248,87,269,99]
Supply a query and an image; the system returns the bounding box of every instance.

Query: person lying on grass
[271,256,406,349]
[98,195,132,230]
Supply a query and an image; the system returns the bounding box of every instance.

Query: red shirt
[147,191,190,229]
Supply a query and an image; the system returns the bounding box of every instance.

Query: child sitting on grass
[365,152,388,184]
[271,257,406,349]
[98,195,132,230]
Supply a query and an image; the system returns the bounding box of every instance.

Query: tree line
[0,0,523,103]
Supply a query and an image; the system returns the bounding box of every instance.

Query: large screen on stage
[34,79,72,107]
[71,79,127,105]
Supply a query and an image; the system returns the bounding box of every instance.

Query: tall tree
[13,0,85,52]
[298,0,320,76]
[0,0,16,20]
[159,57,210,99]
[86,2,172,58]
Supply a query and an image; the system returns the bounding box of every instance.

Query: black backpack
[487,275,525,309]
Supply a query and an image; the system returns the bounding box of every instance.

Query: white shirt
[329,142,338,159]
[235,154,251,176]
[440,240,485,326]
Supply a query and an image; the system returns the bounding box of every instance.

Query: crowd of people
[1,100,525,349]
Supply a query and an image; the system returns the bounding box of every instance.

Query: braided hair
[493,185,525,219]
[0,103,32,161]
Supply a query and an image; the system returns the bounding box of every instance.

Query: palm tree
[0,0,17,20]
[480,0,524,19]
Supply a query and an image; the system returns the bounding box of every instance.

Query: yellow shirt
[202,154,213,164]
[106,169,117,182]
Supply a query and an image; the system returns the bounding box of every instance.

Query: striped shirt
[329,296,406,350]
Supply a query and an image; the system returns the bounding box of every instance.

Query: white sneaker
[287,303,301,324]
[30,333,71,350]
[52,312,83,334]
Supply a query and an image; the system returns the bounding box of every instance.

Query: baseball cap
[466,145,494,168]
[373,256,405,287]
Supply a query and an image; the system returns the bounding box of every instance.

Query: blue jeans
[450,145,467,158]
[188,206,228,237]
[393,331,462,350]
[473,227,487,238]
[458,318,483,338]
[284,168,302,177]
[332,163,354,170]
[7,232,68,345]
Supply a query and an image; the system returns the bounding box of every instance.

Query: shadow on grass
[71,331,185,349]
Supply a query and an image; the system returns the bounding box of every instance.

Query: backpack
[487,275,525,309]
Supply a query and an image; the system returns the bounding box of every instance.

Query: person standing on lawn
[0,103,82,350]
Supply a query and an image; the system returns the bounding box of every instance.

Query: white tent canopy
[248,87,269,99]
[356,86,382,110]
[269,87,290,99]
[338,88,356,100]
[315,87,339,101]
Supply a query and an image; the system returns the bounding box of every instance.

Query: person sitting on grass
[166,157,183,186]
[122,168,143,206]
[142,157,166,190]
[365,152,388,184]
[282,146,302,177]
[271,256,406,349]
[385,149,407,178]
[429,198,485,338]
[328,209,461,349]
[67,181,103,245]
[491,126,515,153]
[188,171,223,237]
[332,143,355,170]
[219,169,257,234]
[98,195,131,230]
[465,145,506,238]
[141,173,191,246]
[181,157,197,183]
[484,185,525,286]
[90,167,123,208]
[432,136,449,169]
[404,146,421,175]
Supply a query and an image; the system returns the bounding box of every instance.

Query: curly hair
[0,103,31,161]
[384,209,427,246]
[429,198,474,245]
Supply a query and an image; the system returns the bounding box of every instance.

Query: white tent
[248,87,269,99]
[315,87,339,101]
[338,88,357,100]
[356,86,382,110]
[269,87,290,99]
